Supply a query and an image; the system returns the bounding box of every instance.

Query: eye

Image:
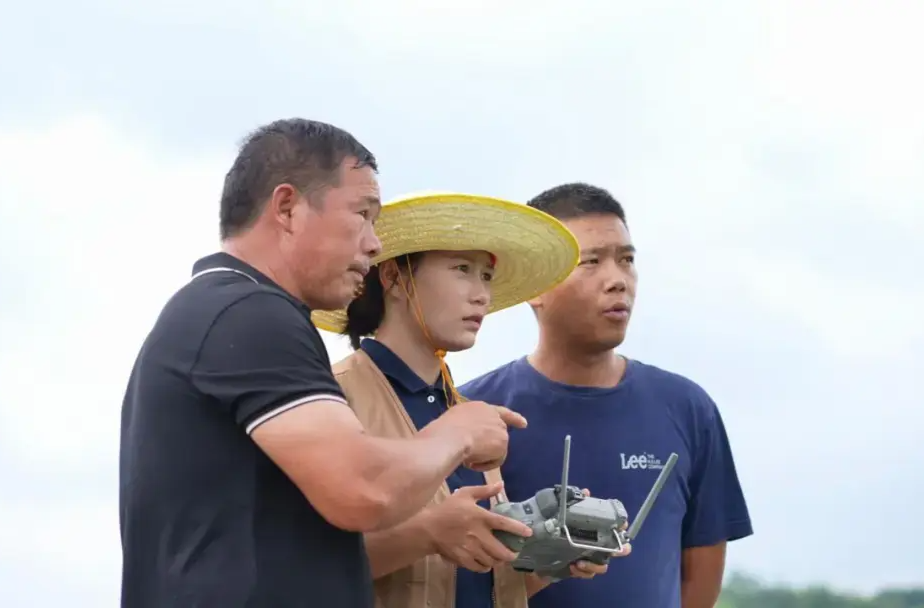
[580,257,599,266]
[622,255,635,264]
[481,271,495,282]
[454,263,471,273]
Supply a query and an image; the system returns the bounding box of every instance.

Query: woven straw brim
[311,192,579,334]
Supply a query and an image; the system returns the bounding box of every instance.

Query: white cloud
[0,116,225,468]
[0,497,120,607]
[729,252,924,357]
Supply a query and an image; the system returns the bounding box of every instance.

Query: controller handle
[493,529,529,552]
[491,502,532,552]
[544,565,573,582]
[541,550,612,582]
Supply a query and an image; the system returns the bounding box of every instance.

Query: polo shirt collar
[360,338,447,394]
[191,252,283,287]
[190,252,316,317]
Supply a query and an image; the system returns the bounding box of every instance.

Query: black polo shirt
[359,338,493,608]
[119,252,373,608]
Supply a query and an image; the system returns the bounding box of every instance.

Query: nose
[603,261,628,294]
[471,278,491,308]
[362,226,382,258]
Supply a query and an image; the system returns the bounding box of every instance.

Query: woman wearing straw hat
[313,192,630,608]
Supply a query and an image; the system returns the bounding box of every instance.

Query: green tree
[718,572,924,608]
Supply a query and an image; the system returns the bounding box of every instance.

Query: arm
[254,404,471,531]
[681,543,727,608]
[366,482,534,580]
[525,574,550,599]
[364,509,437,578]
[680,391,753,608]
[192,293,474,533]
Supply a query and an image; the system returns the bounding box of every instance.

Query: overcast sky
[2,1,923,605]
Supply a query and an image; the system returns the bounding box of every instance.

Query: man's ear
[268,183,301,233]
[527,294,544,311]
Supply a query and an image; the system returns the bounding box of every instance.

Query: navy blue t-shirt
[460,357,752,608]
[360,339,494,608]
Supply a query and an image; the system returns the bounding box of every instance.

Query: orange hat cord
[395,255,464,407]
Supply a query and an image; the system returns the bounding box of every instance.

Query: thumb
[456,481,505,501]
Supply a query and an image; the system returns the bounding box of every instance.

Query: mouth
[603,303,631,321]
[348,264,369,279]
[462,314,484,329]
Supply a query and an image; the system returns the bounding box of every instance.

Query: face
[385,250,495,352]
[532,213,637,352]
[272,157,382,309]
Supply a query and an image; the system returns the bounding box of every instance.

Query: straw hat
[311,191,579,334]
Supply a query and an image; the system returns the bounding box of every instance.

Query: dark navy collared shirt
[360,338,493,608]
[120,252,371,607]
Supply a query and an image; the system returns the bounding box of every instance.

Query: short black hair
[343,253,425,350]
[219,118,378,240]
[527,182,627,225]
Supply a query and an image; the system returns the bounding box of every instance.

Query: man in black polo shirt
[119,118,527,607]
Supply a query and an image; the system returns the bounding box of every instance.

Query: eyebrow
[449,251,496,267]
[580,244,636,256]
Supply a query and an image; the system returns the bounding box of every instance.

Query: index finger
[486,511,534,538]
[495,406,528,429]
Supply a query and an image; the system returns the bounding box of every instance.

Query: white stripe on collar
[189,266,258,284]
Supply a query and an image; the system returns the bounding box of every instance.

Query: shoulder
[215,285,309,325]
[332,350,368,379]
[199,283,325,351]
[628,360,718,419]
[459,359,520,400]
[145,279,316,371]
[188,282,333,377]
[168,274,309,334]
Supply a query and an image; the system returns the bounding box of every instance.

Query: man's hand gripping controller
[490,435,679,582]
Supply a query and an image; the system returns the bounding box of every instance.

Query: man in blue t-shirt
[460,183,753,608]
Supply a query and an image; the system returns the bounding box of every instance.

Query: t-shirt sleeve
[190,291,347,435]
[681,392,753,548]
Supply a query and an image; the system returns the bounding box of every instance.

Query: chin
[438,333,478,353]
[597,330,627,351]
[309,285,355,311]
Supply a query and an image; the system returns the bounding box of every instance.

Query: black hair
[219,118,378,240]
[526,182,627,226]
[343,253,425,350]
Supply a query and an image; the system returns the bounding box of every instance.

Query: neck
[375,316,442,385]
[530,330,626,389]
[222,236,300,301]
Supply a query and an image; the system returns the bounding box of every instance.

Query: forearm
[525,573,551,598]
[365,509,436,578]
[680,578,722,608]
[355,424,470,529]
[680,544,726,608]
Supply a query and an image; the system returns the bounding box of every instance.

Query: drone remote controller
[491,435,678,581]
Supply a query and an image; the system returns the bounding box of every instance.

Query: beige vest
[333,350,528,608]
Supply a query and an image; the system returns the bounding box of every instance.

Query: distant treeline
[718,572,924,608]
